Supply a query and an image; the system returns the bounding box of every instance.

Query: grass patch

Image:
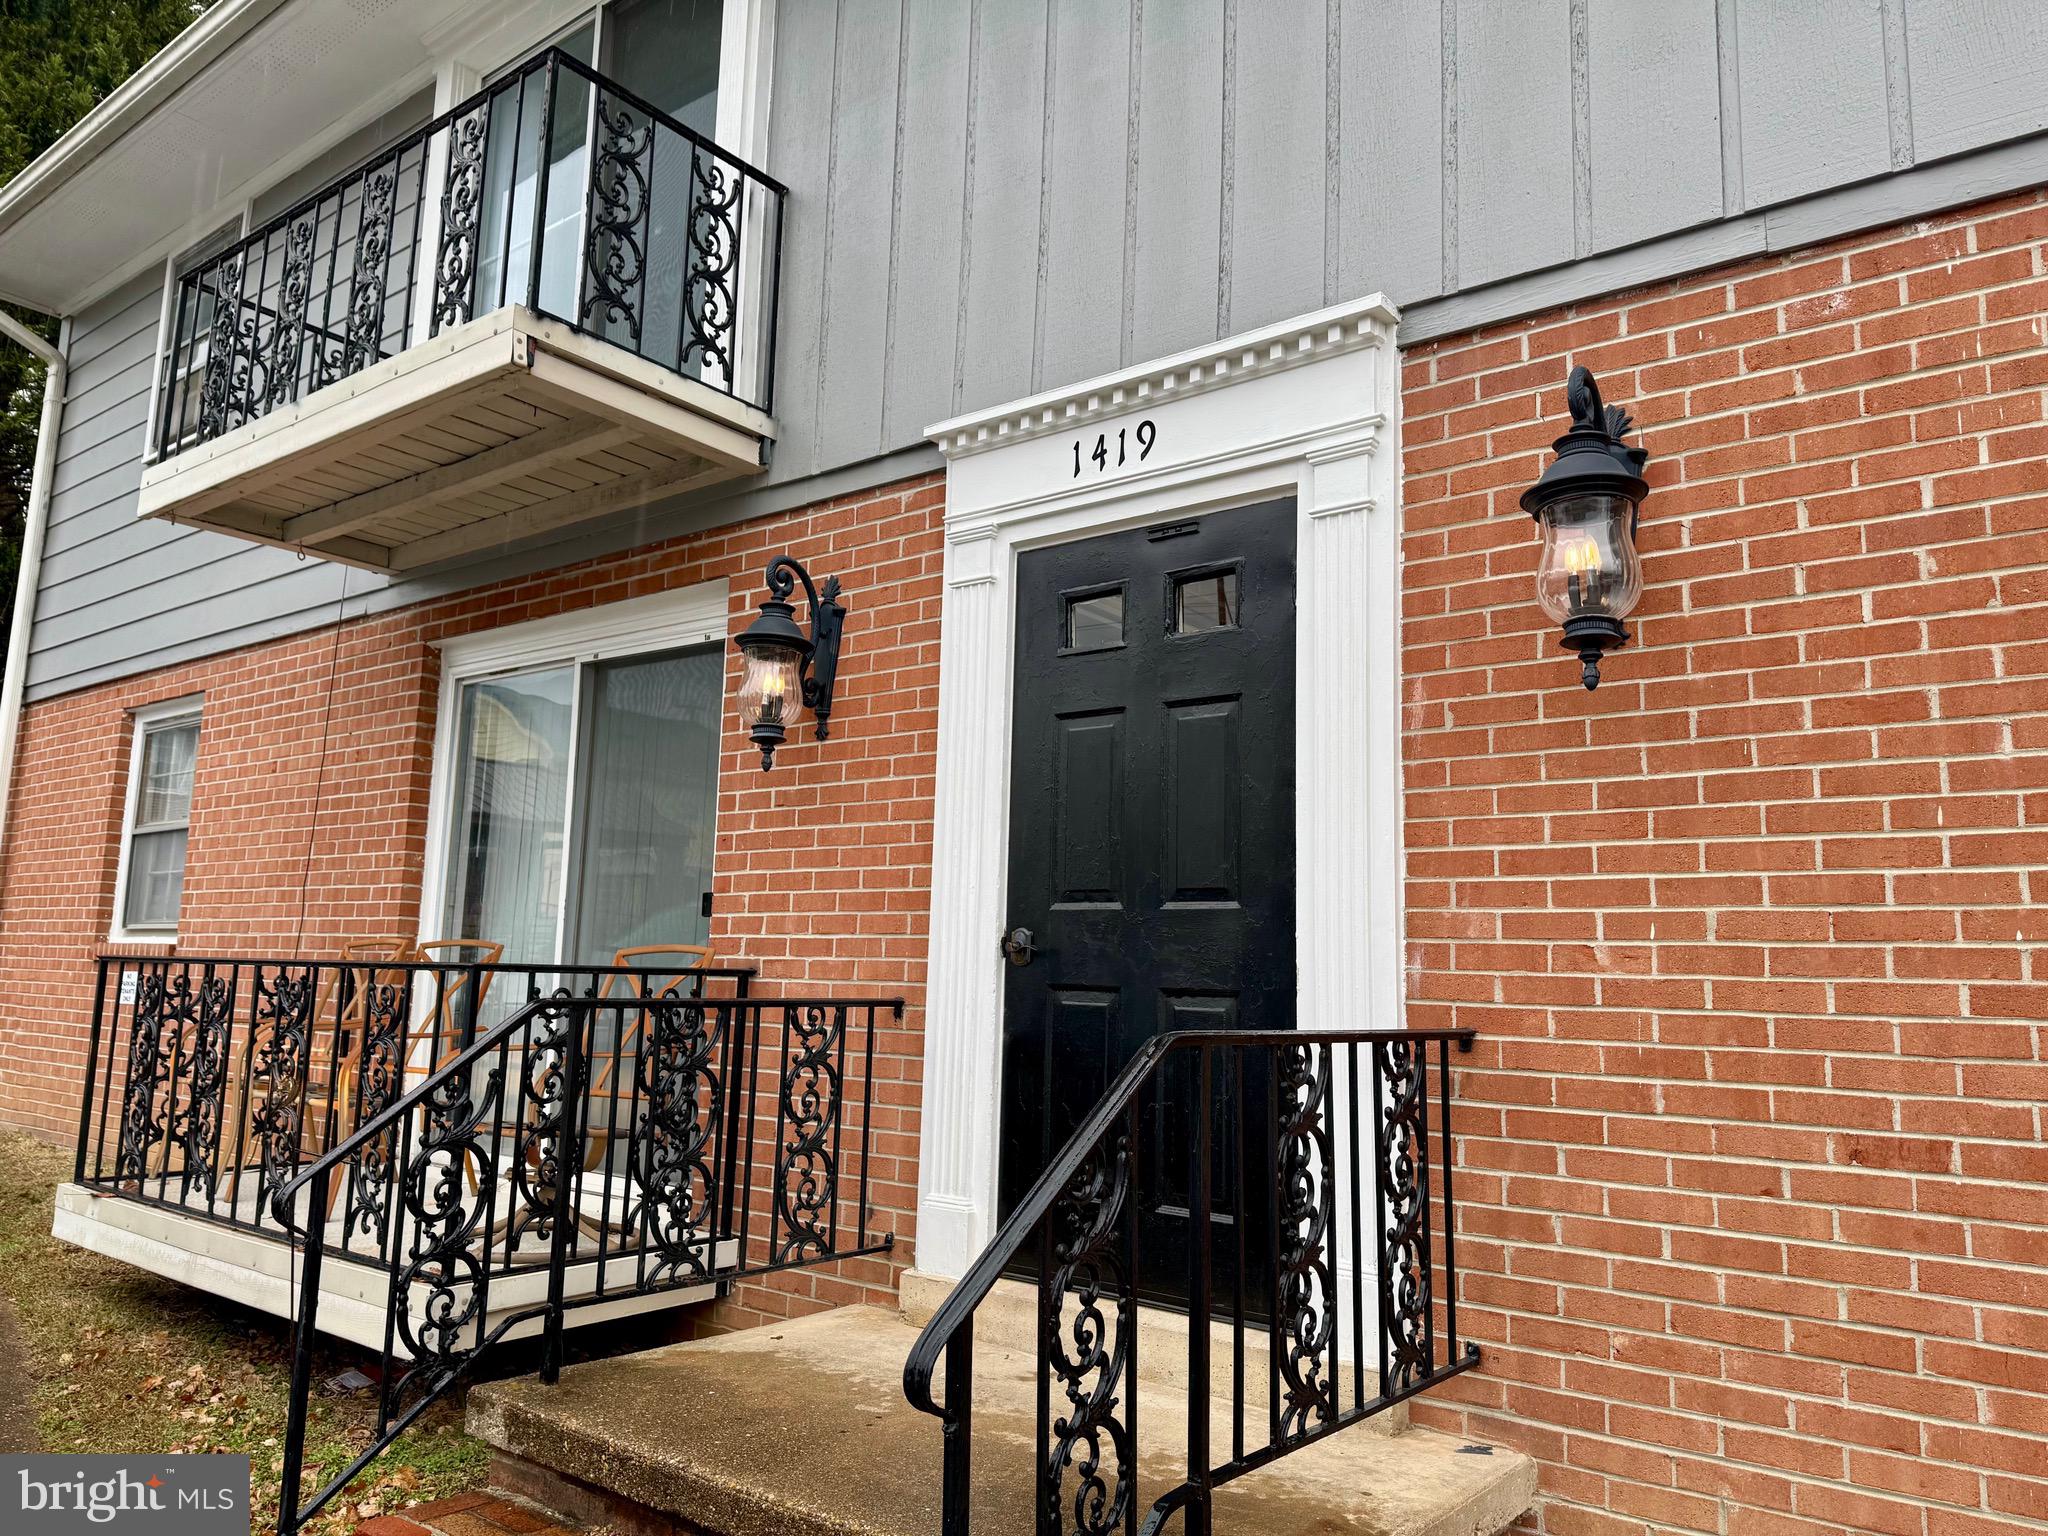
[0,1131,489,1534]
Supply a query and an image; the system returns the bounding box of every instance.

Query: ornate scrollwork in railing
[1375,1036,1433,1394]
[180,970,239,1205]
[388,1061,505,1407]
[1042,1133,1136,1536]
[1274,1041,1336,1440]
[583,93,654,343]
[432,104,489,334]
[344,978,410,1242]
[682,147,741,378]
[344,160,400,373]
[113,965,236,1200]
[773,1003,841,1262]
[115,967,180,1189]
[194,258,246,444]
[507,995,575,1248]
[253,967,316,1214]
[633,998,721,1284]
[266,211,318,411]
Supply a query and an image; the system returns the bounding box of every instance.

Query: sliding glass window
[440,645,721,970]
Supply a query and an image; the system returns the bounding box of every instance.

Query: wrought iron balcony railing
[903,1027,1480,1536]
[154,47,785,460]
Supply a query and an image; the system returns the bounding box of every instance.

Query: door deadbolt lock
[1000,927,1037,966]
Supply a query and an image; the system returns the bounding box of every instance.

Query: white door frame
[913,296,1406,1282]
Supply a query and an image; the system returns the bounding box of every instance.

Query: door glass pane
[569,647,722,963]
[124,829,188,928]
[442,667,576,963]
[1173,569,1239,634]
[1064,589,1124,651]
[607,0,725,136]
[605,0,727,366]
[477,22,596,319]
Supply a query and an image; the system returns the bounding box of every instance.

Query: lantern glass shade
[1533,491,1642,627]
[735,641,806,735]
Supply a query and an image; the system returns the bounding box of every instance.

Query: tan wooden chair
[227,938,416,1223]
[404,939,507,1076]
[327,938,499,1190]
[585,943,716,1139]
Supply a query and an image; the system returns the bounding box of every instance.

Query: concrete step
[898,1271,1408,1435]
[469,1305,1535,1536]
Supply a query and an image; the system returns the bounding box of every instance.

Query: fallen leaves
[0,1132,488,1533]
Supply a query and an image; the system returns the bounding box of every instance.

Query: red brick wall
[1401,194,2048,1533]
[0,474,942,1316]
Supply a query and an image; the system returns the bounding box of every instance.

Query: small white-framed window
[110,698,204,942]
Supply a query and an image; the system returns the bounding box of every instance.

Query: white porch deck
[53,1174,728,1354]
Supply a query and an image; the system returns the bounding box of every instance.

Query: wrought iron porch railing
[243,984,898,1534]
[903,1028,1480,1536]
[75,954,751,1248]
[154,46,787,460]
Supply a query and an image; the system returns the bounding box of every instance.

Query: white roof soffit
[0,0,480,317]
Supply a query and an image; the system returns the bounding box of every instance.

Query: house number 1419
[1072,420,1157,477]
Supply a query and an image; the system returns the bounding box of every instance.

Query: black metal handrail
[155,45,787,460]
[904,1027,1479,1536]
[265,986,900,1534]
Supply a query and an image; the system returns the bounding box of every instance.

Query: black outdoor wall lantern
[1521,365,1650,690]
[732,555,847,769]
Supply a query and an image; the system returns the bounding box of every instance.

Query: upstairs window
[112,700,202,940]
[151,225,241,458]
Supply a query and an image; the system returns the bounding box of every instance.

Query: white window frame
[417,581,729,963]
[108,695,205,944]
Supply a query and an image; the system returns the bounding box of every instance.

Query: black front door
[999,497,1296,1304]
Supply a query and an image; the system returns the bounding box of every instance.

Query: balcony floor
[136,307,774,573]
[54,1175,724,1354]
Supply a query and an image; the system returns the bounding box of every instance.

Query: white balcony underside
[135,307,774,574]
[54,1179,725,1354]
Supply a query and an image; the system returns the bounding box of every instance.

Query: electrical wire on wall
[291,564,350,958]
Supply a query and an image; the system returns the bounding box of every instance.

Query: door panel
[999,497,1296,1305]
[1164,697,1241,903]
[1054,711,1125,905]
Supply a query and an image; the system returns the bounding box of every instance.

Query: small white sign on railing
[118,971,139,1007]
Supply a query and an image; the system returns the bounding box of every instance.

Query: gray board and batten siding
[28,0,2048,702]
